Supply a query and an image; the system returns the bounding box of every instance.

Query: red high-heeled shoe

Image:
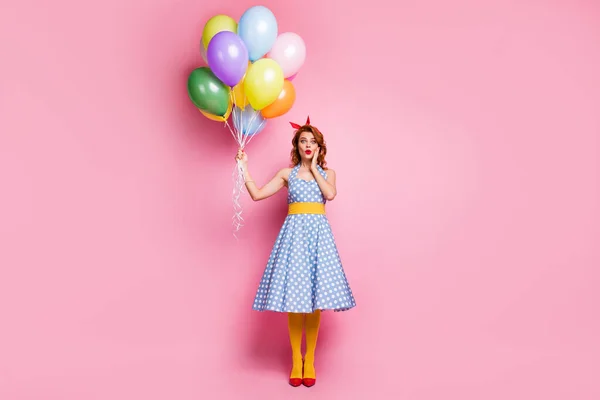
[289,360,304,387]
[289,377,302,387]
[302,361,316,387]
[302,377,316,387]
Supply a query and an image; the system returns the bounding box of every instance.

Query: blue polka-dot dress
[252,164,356,313]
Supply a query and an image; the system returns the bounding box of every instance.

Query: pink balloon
[267,32,306,78]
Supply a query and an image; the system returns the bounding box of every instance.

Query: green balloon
[187,67,230,116]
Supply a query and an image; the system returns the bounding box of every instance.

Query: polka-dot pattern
[253,164,356,313]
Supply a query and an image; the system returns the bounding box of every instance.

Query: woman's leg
[303,309,321,385]
[288,312,305,385]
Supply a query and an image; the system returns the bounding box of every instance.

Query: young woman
[235,117,356,387]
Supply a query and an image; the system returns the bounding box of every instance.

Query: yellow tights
[288,310,321,379]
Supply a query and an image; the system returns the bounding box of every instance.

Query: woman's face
[298,132,318,161]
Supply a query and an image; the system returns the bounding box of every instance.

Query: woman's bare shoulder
[279,167,293,180]
[324,167,336,182]
[323,166,335,174]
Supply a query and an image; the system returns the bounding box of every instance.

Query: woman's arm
[236,148,289,202]
[311,167,337,201]
[310,147,337,201]
[244,167,288,201]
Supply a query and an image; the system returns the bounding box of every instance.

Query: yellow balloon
[198,99,232,122]
[202,15,237,49]
[232,62,251,109]
[232,82,248,109]
[244,59,284,110]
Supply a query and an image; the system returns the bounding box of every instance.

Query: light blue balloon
[233,105,267,136]
[238,6,278,62]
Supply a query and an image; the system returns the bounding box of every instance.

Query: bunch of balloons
[186,5,307,236]
[187,5,306,140]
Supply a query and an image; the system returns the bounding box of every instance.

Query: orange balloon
[261,79,296,119]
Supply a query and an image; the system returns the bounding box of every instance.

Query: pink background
[1,0,599,399]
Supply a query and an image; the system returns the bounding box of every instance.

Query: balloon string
[244,111,257,147]
[224,120,239,145]
[244,116,265,147]
[224,89,267,238]
[225,94,248,239]
[247,109,267,147]
[231,160,245,240]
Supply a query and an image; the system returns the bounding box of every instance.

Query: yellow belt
[288,202,326,215]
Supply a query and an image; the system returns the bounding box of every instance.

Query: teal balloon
[187,67,230,116]
[233,105,267,136]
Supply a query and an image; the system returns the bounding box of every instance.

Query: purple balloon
[207,31,249,87]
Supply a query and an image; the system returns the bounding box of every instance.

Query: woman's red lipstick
[305,150,312,155]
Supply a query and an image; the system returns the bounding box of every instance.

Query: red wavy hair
[290,124,328,169]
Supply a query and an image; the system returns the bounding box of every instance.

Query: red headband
[289,115,310,130]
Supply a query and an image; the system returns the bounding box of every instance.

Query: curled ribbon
[223,102,265,239]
